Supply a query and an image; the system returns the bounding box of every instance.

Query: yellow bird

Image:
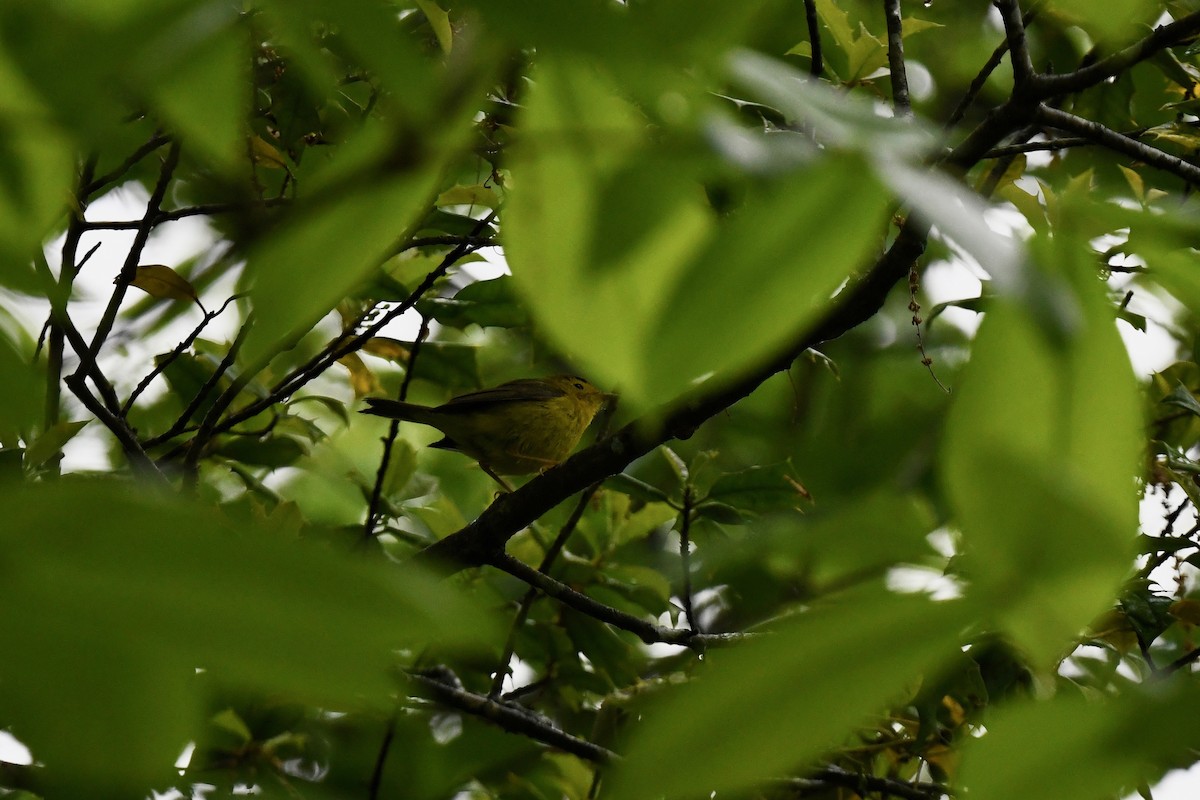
[361,374,608,483]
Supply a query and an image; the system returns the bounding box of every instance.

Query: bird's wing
[437,379,565,412]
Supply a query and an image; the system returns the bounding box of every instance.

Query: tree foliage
[4,1,1200,798]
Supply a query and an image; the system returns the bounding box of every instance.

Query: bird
[361,374,609,487]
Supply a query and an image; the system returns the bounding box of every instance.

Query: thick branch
[1036,105,1200,185]
[1032,11,1200,97]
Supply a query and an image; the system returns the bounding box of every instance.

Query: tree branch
[994,0,1036,89]
[485,552,748,650]
[883,0,911,116]
[1031,11,1200,97]
[804,0,823,78]
[408,670,619,765]
[1035,105,1200,185]
[205,212,497,438]
[80,140,182,412]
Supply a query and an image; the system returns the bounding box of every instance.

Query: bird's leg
[481,463,515,493]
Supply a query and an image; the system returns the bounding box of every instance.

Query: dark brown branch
[81,141,182,411]
[363,314,431,540]
[994,0,1036,88]
[679,487,698,633]
[1032,11,1200,97]
[367,711,398,800]
[488,482,604,698]
[63,373,167,483]
[148,317,251,452]
[883,0,911,116]
[408,670,619,765]
[206,212,497,437]
[82,134,171,197]
[485,552,747,649]
[804,0,823,78]
[122,294,241,417]
[944,7,1035,130]
[1036,105,1200,185]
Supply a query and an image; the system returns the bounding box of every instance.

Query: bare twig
[363,314,431,540]
[488,482,603,697]
[208,212,497,437]
[82,134,171,197]
[83,140,182,385]
[486,552,748,649]
[883,0,911,116]
[408,670,619,765]
[122,294,242,417]
[804,0,823,78]
[679,487,698,633]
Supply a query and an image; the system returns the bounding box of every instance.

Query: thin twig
[177,320,255,475]
[488,482,604,698]
[804,0,823,78]
[122,294,241,417]
[82,133,171,197]
[883,0,911,116]
[366,711,398,800]
[408,670,619,765]
[81,141,182,414]
[209,212,497,437]
[777,766,954,800]
[679,487,698,633]
[487,552,747,649]
[363,314,431,540]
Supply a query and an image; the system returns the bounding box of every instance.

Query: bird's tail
[360,398,439,425]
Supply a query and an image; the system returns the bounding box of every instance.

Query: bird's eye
[573,382,585,390]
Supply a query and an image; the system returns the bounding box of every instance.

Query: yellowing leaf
[361,336,411,362]
[1118,164,1145,203]
[249,134,288,170]
[1170,598,1200,626]
[338,352,380,398]
[130,265,199,305]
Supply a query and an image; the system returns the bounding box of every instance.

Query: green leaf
[24,420,89,468]
[414,0,453,54]
[940,236,1141,662]
[961,683,1200,800]
[140,12,247,172]
[609,588,969,799]
[420,277,529,329]
[0,479,500,793]
[605,472,675,505]
[0,331,42,437]
[706,462,805,513]
[214,435,309,468]
[1162,382,1200,417]
[240,160,447,367]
